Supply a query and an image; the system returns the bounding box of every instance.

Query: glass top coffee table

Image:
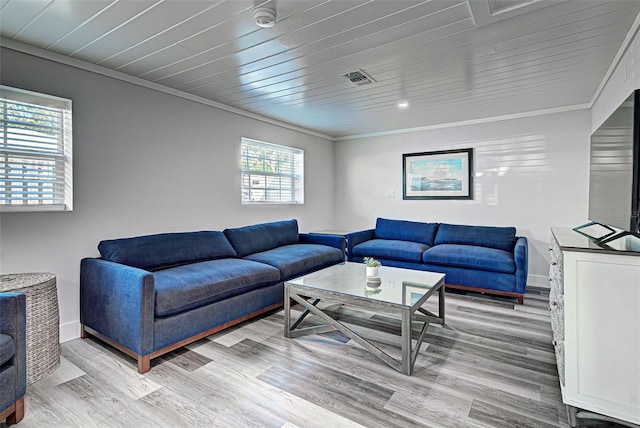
[284,262,445,375]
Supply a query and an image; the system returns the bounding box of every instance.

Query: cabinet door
[564,251,640,425]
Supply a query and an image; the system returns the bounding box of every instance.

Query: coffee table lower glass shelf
[284,262,445,375]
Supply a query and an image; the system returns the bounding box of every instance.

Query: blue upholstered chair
[0,292,26,425]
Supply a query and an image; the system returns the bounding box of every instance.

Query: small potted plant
[363,257,381,278]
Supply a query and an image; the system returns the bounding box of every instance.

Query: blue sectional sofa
[81,219,344,373]
[0,292,26,425]
[347,218,528,303]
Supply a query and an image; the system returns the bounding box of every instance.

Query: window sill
[0,204,71,213]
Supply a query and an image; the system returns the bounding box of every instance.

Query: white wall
[333,110,592,285]
[0,48,335,341]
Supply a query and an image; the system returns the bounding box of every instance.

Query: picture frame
[402,148,474,200]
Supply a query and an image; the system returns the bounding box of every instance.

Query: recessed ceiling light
[397,101,409,109]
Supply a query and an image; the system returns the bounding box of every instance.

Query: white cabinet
[550,228,640,427]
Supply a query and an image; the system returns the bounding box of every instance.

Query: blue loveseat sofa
[81,219,344,373]
[348,218,528,303]
[0,292,26,425]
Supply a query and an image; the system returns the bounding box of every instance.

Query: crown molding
[589,11,640,107]
[0,37,334,141]
[334,104,591,141]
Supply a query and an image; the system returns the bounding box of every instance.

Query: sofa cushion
[224,219,299,258]
[98,231,237,271]
[434,223,516,252]
[421,264,517,293]
[0,334,15,367]
[375,218,439,246]
[423,244,515,274]
[352,239,430,263]
[153,259,281,317]
[245,244,344,280]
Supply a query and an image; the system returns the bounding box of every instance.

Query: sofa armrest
[514,237,528,294]
[0,292,25,338]
[80,258,155,356]
[0,292,26,401]
[298,233,345,254]
[346,229,375,261]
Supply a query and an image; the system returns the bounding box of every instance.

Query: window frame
[0,85,73,212]
[240,137,304,205]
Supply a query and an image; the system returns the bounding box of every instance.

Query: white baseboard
[60,320,81,343]
[528,274,549,289]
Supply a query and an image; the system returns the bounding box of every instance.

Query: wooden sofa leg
[138,355,151,374]
[6,396,25,425]
[81,325,88,339]
[517,295,524,305]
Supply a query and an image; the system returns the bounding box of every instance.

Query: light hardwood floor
[2,288,630,428]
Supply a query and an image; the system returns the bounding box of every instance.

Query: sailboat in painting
[411,160,463,191]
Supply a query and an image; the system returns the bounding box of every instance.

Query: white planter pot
[366,266,379,278]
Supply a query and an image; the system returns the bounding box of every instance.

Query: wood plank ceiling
[1,0,639,138]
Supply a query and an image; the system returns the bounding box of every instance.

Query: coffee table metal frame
[284,264,445,375]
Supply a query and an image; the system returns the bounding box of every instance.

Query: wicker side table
[0,273,60,385]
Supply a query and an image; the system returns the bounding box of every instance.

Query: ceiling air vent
[342,69,376,86]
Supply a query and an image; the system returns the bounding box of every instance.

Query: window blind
[241,138,304,204]
[0,86,73,211]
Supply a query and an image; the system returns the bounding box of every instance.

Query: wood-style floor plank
[3,288,631,428]
[469,399,560,428]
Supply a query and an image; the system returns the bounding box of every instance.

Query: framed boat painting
[402,148,474,200]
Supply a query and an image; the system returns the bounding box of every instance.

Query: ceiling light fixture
[397,101,409,109]
[253,7,277,28]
